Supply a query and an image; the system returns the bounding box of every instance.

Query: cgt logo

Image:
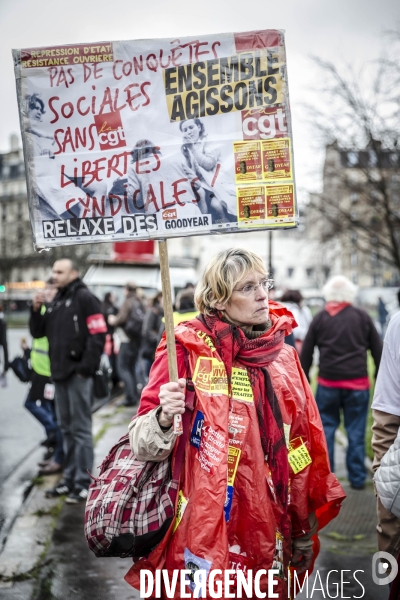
[242,106,287,140]
[162,209,177,220]
[94,111,126,151]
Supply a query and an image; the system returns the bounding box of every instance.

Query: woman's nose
[256,285,268,299]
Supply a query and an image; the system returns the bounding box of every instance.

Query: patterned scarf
[194,301,295,516]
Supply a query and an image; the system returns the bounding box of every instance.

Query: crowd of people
[1,251,400,595]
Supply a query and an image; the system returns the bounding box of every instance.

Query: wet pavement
[0,389,391,600]
[0,328,44,549]
[295,442,389,600]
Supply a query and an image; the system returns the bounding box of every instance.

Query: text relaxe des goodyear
[164,50,284,122]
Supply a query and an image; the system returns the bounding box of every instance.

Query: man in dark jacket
[30,259,107,503]
[301,275,382,490]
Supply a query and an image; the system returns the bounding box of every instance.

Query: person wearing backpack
[108,282,145,407]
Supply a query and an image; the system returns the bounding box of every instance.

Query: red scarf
[325,301,351,316]
[193,301,295,523]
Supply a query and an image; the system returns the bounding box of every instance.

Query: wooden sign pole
[158,239,183,435]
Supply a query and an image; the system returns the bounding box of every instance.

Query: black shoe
[45,481,71,498]
[65,488,89,504]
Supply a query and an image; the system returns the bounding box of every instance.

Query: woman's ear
[214,301,225,311]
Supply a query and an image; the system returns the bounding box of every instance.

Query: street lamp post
[268,231,273,277]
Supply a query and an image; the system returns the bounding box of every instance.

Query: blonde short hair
[195,248,267,315]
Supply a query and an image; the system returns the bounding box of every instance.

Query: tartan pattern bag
[84,382,194,558]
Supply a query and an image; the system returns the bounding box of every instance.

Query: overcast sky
[1,0,399,196]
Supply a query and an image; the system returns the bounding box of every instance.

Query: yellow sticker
[288,437,312,474]
[227,446,241,486]
[193,357,228,395]
[173,490,188,533]
[196,331,216,351]
[231,367,253,402]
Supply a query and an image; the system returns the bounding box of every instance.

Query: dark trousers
[54,374,93,491]
[25,394,64,465]
[315,384,370,488]
[117,342,139,404]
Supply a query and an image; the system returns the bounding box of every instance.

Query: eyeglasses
[233,279,274,296]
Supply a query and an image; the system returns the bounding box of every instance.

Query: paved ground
[0,328,44,549]
[0,398,391,600]
[295,442,389,600]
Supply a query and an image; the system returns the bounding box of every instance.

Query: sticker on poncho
[184,548,212,597]
[288,436,312,474]
[224,485,235,521]
[193,357,228,395]
[283,423,291,449]
[228,411,249,448]
[196,330,216,351]
[173,490,188,533]
[266,466,277,502]
[272,530,285,579]
[229,549,250,580]
[227,446,241,486]
[190,410,205,449]
[231,367,253,402]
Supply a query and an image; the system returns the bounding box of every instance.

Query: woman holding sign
[126,248,345,598]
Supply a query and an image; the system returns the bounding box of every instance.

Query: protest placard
[13,29,298,249]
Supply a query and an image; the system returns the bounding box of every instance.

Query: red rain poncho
[125,302,345,598]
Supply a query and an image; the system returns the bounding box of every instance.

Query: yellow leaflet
[288,436,312,474]
[227,446,241,486]
[173,490,188,533]
[231,367,253,402]
[193,357,228,395]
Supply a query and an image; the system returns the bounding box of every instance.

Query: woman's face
[30,102,43,122]
[181,120,201,143]
[215,270,269,327]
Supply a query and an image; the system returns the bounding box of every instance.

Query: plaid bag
[84,382,194,558]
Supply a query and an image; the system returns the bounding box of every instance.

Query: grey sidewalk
[0,405,390,600]
[0,398,141,600]
[296,437,389,600]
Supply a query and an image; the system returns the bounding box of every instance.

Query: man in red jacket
[301,275,382,490]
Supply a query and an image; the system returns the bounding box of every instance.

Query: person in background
[377,296,389,339]
[140,292,163,377]
[23,278,64,475]
[280,290,312,354]
[173,289,198,325]
[301,275,382,490]
[0,304,8,380]
[174,282,195,312]
[30,259,107,503]
[101,292,119,388]
[371,311,400,563]
[108,282,145,407]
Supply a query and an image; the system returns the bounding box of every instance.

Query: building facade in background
[308,141,400,289]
